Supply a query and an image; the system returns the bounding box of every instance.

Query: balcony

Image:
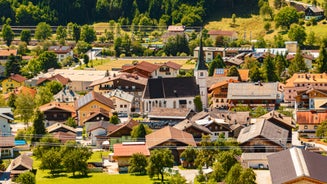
[0,135,15,147]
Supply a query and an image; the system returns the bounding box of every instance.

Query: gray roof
[174,119,212,134]
[237,119,288,146]
[227,82,279,100]
[268,147,327,184]
[104,89,134,103]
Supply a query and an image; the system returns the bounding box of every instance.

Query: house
[240,152,273,169]
[36,74,71,87]
[209,78,239,109]
[103,89,134,115]
[305,6,324,20]
[121,61,182,79]
[113,142,150,173]
[39,102,75,126]
[267,147,327,184]
[208,30,238,42]
[7,154,33,178]
[75,91,115,126]
[161,25,185,43]
[107,119,139,138]
[174,119,212,141]
[89,73,147,112]
[295,88,327,109]
[286,53,314,70]
[27,69,109,91]
[0,108,14,158]
[195,117,231,139]
[227,82,282,110]
[147,107,194,124]
[80,108,110,125]
[237,119,289,152]
[213,68,249,82]
[142,77,199,113]
[146,126,196,164]
[48,46,74,62]
[86,121,110,146]
[284,73,327,105]
[2,74,27,94]
[53,86,80,103]
[0,49,17,63]
[296,110,327,138]
[46,123,76,143]
[3,86,37,100]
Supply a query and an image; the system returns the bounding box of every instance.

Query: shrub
[306,21,311,26]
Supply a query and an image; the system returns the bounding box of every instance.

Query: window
[314,125,318,129]
[200,72,204,76]
[304,125,308,129]
[124,105,127,108]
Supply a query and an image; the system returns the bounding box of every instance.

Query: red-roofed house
[208,30,238,41]
[36,74,71,87]
[2,74,27,94]
[3,86,37,100]
[0,49,17,62]
[296,110,327,138]
[209,78,239,109]
[113,142,150,172]
[121,61,159,78]
[39,102,76,126]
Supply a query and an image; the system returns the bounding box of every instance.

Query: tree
[131,124,152,140]
[316,44,327,73]
[316,120,327,138]
[45,80,63,95]
[35,22,52,41]
[33,135,60,159]
[80,25,96,44]
[227,66,240,78]
[169,173,187,184]
[2,24,14,46]
[35,86,53,106]
[264,22,271,32]
[72,23,81,42]
[232,13,236,26]
[274,7,299,29]
[65,117,77,128]
[147,149,174,182]
[128,153,148,175]
[62,146,92,176]
[251,106,268,118]
[208,55,225,76]
[20,58,42,78]
[210,161,226,182]
[15,171,35,184]
[288,48,308,75]
[249,65,263,82]
[180,147,197,168]
[240,168,256,184]
[306,31,316,47]
[288,24,306,46]
[5,54,21,77]
[274,54,287,79]
[194,95,203,112]
[7,93,17,109]
[262,53,278,82]
[195,135,217,168]
[14,93,35,125]
[56,25,67,42]
[75,41,91,54]
[40,148,62,176]
[109,114,120,124]
[83,54,89,67]
[260,3,274,20]
[225,163,256,184]
[33,110,46,141]
[37,51,61,72]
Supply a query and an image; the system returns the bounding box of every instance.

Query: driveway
[174,166,198,184]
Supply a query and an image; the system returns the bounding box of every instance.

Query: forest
[0,0,259,26]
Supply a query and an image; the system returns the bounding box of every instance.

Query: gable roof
[36,74,71,86]
[268,147,327,184]
[174,119,212,134]
[86,121,110,133]
[89,72,148,87]
[81,108,110,125]
[39,102,75,113]
[104,89,134,103]
[8,74,27,83]
[285,73,327,88]
[209,78,238,91]
[148,107,192,119]
[296,110,327,125]
[227,82,279,100]
[237,119,288,146]
[107,119,139,136]
[75,91,115,110]
[146,126,196,149]
[113,142,150,157]
[160,61,182,70]
[8,154,33,172]
[143,77,199,99]
[46,123,76,134]
[260,110,295,128]
[0,49,17,57]
[3,86,37,100]
[307,5,324,13]
[121,61,160,74]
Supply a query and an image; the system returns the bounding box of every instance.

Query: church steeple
[195,35,208,71]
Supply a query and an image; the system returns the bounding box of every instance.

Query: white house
[0,107,14,158]
[103,89,134,115]
[48,46,74,62]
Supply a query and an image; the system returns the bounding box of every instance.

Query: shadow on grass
[266,30,274,34]
[278,30,288,35]
[68,174,92,179]
[43,173,68,179]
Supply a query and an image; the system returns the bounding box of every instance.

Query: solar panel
[216,68,225,74]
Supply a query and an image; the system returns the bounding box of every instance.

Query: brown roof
[268,147,327,184]
[286,53,314,61]
[9,154,33,172]
[9,74,27,83]
[75,91,115,110]
[213,68,249,82]
[174,119,212,134]
[208,30,237,37]
[296,110,327,125]
[36,74,71,86]
[162,61,182,70]
[260,110,295,128]
[285,73,327,88]
[3,86,37,100]
[89,72,147,87]
[107,119,139,136]
[39,102,75,113]
[86,121,110,133]
[167,25,185,32]
[46,123,77,134]
[81,108,110,125]
[0,49,17,57]
[52,131,76,143]
[206,76,239,88]
[146,126,196,149]
[121,61,159,74]
[113,143,150,157]
[148,107,192,119]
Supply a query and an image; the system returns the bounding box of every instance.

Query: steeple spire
[195,33,208,71]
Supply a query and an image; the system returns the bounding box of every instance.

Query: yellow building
[75,91,115,126]
[2,74,27,94]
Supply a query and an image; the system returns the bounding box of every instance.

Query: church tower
[194,35,208,110]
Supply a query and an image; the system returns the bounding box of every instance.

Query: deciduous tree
[131,124,151,140]
[147,149,174,182]
[274,7,299,29]
[35,22,52,41]
[1,23,14,46]
[316,44,327,73]
[288,24,306,46]
[14,93,35,125]
[128,153,148,175]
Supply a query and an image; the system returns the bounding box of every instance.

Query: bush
[119,53,126,58]
[299,20,305,25]
[179,52,188,56]
[306,21,311,26]
[323,21,327,24]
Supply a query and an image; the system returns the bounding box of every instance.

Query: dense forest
[0,0,259,26]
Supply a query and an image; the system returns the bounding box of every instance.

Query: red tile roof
[162,61,182,70]
[121,61,159,73]
[208,30,237,37]
[36,74,71,86]
[9,74,27,83]
[3,86,37,100]
[75,91,115,110]
[0,49,17,57]
[297,110,327,125]
[146,126,196,149]
[113,143,150,157]
[107,119,139,136]
[39,102,75,113]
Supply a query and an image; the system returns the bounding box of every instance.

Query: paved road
[174,166,198,184]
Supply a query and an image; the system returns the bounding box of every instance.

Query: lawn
[88,151,110,162]
[33,157,153,184]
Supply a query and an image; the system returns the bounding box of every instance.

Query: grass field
[88,151,110,162]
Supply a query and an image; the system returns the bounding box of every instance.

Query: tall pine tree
[262,53,278,82]
[208,55,225,76]
[288,48,308,76]
[33,110,46,141]
[316,44,327,73]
